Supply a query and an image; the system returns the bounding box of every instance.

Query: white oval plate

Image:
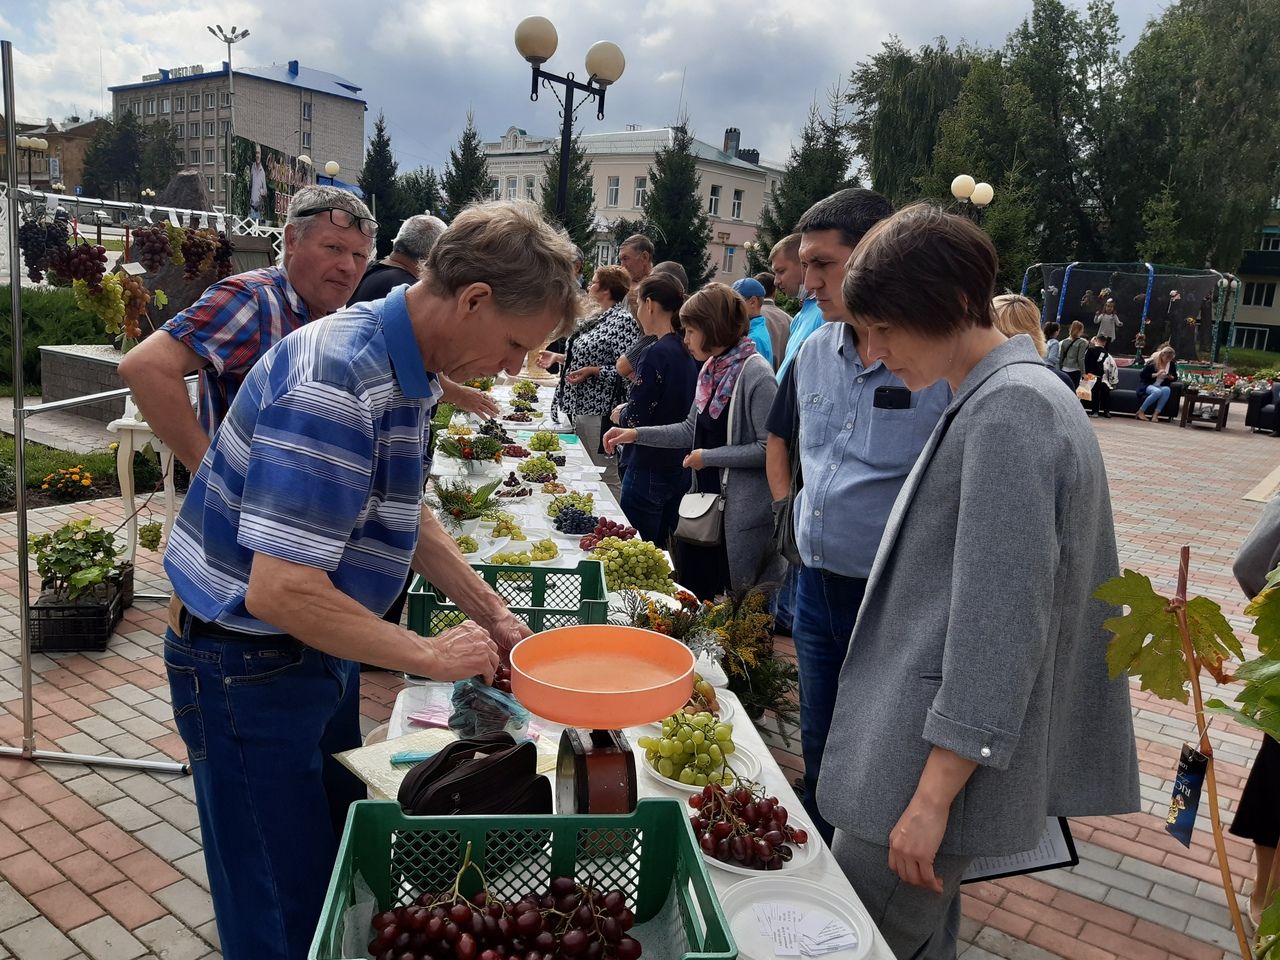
[702,811,819,878]
[715,876,874,960]
[638,736,761,794]
[472,537,510,561]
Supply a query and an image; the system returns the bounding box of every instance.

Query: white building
[484,126,784,285]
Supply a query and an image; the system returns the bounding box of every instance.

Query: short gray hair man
[285,184,376,255]
[393,215,448,261]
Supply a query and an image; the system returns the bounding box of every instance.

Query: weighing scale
[509,625,694,814]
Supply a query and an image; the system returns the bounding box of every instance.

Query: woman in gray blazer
[818,205,1140,960]
[604,283,780,597]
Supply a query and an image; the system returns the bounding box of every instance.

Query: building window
[159,97,170,113]
[1262,234,1280,252]
[145,99,156,116]
[597,243,615,266]
[1233,325,1269,350]
[606,176,620,207]
[722,245,735,273]
[222,120,231,134]
[221,91,231,107]
[506,177,518,200]
[204,121,215,137]
[189,97,199,112]
[302,131,312,148]
[489,179,501,201]
[634,177,646,208]
[189,122,199,137]
[1243,282,1277,308]
[189,148,199,164]
[173,123,184,140]
[708,185,721,216]
[205,92,216,109]
[205,149,215,164]
[525,176,536,200]
[207,176,215,191]
[732,189,743,220]
[302,102,313,120]
[174,95,184,112]
[130,100,141,115]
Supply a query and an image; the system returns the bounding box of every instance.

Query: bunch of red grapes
[368,877,641,960]
[180,229,215,279]
[491,663,513,694]
[131,225,172,272]
[503,445,531,459]
[119,273,151,340]
[214,231,235,279]
[578,518,637,552]
[48,242,108,291]
[688,782,808,871]
[17,218,51,282]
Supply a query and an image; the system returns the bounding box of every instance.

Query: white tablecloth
[387,685,896,960]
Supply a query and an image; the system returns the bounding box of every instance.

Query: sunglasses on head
[296,205,378,239]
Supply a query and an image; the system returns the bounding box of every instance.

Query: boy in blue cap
[732,276,774,367]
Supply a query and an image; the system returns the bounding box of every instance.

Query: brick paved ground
[0,404,1276,960]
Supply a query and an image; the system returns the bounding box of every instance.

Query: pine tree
[139,120,181,197]
[358,112,400,257]
[642,122,714,290]
[540,133,597,254]
[755,90,856,258]
[441,111,490,222]
[397,167,444,218]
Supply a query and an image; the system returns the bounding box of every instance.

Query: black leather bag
[397,731,552,816]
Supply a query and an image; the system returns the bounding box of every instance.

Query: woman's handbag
[673,358,750,548]
[397,731,552,816]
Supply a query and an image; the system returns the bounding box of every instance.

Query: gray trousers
[574,415,622,501]
[831,831,974,960]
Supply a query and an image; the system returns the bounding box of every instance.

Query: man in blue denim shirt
[766,188,951,843]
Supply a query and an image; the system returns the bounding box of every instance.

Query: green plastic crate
[407,559,610,635]
[310,797,736,960]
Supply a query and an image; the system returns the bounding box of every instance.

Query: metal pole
[0,42,187,777]
[2,41,34,759]
[226,41,234,209]
[556,98,573,221]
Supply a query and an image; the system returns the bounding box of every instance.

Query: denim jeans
[1140,384,1172,415]
[792,564,868,845]
[772,564,798,636]
[164,618,364,960]
[620,464,688,547]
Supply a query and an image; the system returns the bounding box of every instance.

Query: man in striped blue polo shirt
[163,201,580,960]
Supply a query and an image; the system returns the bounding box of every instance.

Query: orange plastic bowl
[510,625,695,729]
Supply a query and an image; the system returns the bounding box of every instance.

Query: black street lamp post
[514,17,625,221]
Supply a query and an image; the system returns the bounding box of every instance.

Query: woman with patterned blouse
[547,264,639,493]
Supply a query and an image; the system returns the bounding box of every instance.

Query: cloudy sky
[3,0,1166,173]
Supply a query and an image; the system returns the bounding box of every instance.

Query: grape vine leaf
[1095,570,1243,704]
[153,288,168,309]
[1257,888,1280,960]
[1244,566,1280,657]
[1205,655,1280,739]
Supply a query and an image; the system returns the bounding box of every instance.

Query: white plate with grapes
[699,807,820,878]
[636,727,761,794]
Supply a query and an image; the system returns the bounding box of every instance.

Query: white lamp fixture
[971,182,994,207]
[585,41,625,85]
[324,160,340,178]
[950,174,976,202]
[297,154,312,167]
[515,17,558,64]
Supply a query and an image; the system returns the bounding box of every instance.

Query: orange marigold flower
[82,479,92,487]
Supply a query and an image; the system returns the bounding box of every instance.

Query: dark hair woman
[816,204,1139,960]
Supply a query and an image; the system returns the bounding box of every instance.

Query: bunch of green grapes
[589,536,675,594]
[548,492,593,519]
[528,430,560,452]
[72,274,126,334]
[492,516,524,540]
[636,711,737,786]
[531,538,559,561]
[518,454,557,481]
[138,521,163,551]
[491,549,533,565]
[454,534,479,554]
[163,223,186,265]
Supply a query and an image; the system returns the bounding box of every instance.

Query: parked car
[84,209,112,226]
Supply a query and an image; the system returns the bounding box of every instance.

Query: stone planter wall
[39,344,127,423]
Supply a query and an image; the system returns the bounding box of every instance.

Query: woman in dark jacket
[1083,335,1115,418]
[609,273,698,546]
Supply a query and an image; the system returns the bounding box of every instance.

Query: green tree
[441,111,490,221]
[541,133,597,254]
[609,217,645,256]
[81,122,116,199]
[358,112,400,257]
[982,165,1038,290]
[641,122,714,290]
[755,89,856,256]
[848,38,974,205]
[1137,184,1194,265]
[110,110,143,200]
[397,167,444,218]
[139,120,181,196]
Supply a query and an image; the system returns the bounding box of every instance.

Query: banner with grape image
[228,136,308,224]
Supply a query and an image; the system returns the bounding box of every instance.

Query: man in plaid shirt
[119,184,376,472]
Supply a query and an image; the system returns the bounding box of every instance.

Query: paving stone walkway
[0,403,1276,960]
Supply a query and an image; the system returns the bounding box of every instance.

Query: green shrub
[0,285,111,390]
[0,459,15,505]
[1225,348,1280,376]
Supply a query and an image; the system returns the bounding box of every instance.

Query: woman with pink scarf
[605,283,780,599]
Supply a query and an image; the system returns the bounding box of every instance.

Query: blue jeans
[792,565,867,845]
[620,464,688,547]
[164,618,364,960]
[1140,384,1172,415]
[772,564,798,636]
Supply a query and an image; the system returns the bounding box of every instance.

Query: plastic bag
[449,678,531,740]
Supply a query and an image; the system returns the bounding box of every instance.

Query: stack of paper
[752,903,859,957]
